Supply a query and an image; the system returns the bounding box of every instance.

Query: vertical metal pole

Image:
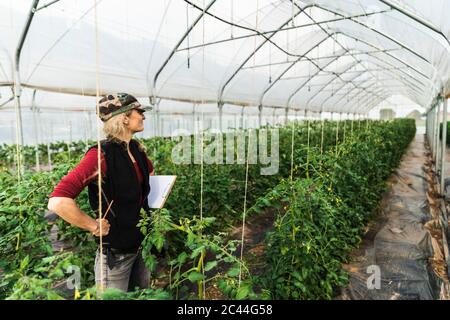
[47,142,51,168]
[156,101,161,136]
[441,97,448,195]
[432,108,436,151]
[87,111,93,141]
[218,102,223,132]
[84,112,89,148]
[429,109,432,146]
[431,109,434,147]
[48,121,53,167]
[320,111,324,154]
[285,108,289,125]
[272,107,276,127]
[437,102,442,174]
[31,89,40,171]
[434,104,440,163]
[258,105,263,128]
[14,0,40,179]
[240,106,244,129]
[192,103,196,135]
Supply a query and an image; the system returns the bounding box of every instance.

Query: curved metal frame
[216,3,317,103]
[378,0,450,48]
[256,31,341,107]
[152,0,217,102]
[12,0,448,119]
[286,30,434,111]
[255,2,437,112]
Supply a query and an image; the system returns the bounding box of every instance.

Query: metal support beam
[241,48,400,71]
[0,95,14,108]
[288,6,386,112]
[35,0,60,12]
[14,0,39,179]
[177,9,389,53]
[156,101,161,136]
[433,104,440,162]
[436,102,441,173]
[378,0,450,48]
[286,32,429,112]
[344,88,388,114]
[358,58,426,93]
[429,108,434,152]
[153,0,217,100]
[258,32,342,108]
[285,108,289,125]
[218,4,316,103]
[333,32,432,84]
[218,102,224,132]
[272,107,276,127]
[192,103,196,135]
[441,97,448,195]
[258,105,263,128]
[290,2,434,110]
[31,89,40,171]
[316,69,386,109]
[311,4,433,67]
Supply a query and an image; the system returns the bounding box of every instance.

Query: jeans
[94,248,151,292]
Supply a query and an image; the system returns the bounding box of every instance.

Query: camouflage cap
[97,93,151,122]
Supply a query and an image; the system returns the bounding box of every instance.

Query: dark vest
[87,139,150,251]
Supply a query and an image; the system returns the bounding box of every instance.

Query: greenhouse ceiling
[0,0,449,115]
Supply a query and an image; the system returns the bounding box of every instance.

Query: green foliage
[0,119,414,300]
[260,119,416,299]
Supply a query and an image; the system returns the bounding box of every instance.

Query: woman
[48,93,155,292]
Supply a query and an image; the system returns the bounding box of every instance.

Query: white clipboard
[147,175,177,209]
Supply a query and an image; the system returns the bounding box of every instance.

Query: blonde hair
[103,111,146,152]
[103,112,131,140]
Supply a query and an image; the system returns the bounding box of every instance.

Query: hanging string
[239,0,259,289]
[199,110,205,297]
[93,0,105,293]
[306,110,310,179]
[351,113,354,136]
[269,44,272,84]
[320,112,324,155]
[14,108,22,184]
[286,22,289,62]
[14,87,23,251]
[291,0,295,27]
[290,113,295,180]
[186,2,190,68]
[238,127,251,288]
[287,108,297,290]
[199,0,206,299]
[342,113,346,143]
[230,0,234,39]
[335,112,339,156]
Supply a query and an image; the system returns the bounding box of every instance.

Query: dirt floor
[338,134,445,300]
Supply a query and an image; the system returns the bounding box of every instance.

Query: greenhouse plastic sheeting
[0,0,449,115]
[340,134,441,300]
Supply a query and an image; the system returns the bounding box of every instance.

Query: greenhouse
[0,0,450,302]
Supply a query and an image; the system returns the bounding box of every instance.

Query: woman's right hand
[91,218,110,237]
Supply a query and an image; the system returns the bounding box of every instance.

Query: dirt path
[338,134,442,300]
